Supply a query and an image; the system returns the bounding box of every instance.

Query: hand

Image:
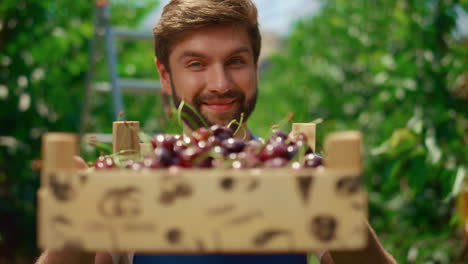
[327,221,397,264]
[75,156,89,169]
[35,249,95,264]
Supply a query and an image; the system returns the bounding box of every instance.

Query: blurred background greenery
[1,0,467,263]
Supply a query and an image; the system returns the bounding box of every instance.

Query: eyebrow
[177,47,251,62]
[229,47,251,57]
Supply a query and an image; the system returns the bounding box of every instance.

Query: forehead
[169,25,252,61]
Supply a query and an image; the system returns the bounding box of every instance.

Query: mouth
[202,99,237,113]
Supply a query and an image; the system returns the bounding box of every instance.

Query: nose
[207,63,231,94]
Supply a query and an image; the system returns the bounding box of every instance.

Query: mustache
[193,90,245,104]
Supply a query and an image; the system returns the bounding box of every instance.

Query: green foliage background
[0,0,467,263]
[0,1,160,262]
[249,0,468,263]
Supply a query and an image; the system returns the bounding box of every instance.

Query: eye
[227,57,245,66]
[187,61,203,69]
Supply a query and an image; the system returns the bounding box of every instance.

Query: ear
[155,58,172,95]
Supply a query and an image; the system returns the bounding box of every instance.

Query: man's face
[157,25,258,127]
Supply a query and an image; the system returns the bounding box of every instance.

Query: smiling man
[154,0,260,137]
[36,0,396,263]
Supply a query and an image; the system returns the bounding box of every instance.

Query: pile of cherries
[94,125,323,170]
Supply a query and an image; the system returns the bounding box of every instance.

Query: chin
[206,118,231,127]
[205,113,237,127]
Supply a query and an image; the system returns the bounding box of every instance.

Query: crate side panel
[39,169,366,252]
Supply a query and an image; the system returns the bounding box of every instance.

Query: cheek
[172,71,206,99]
[231,68,257,95]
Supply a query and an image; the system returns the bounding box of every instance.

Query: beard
[170,78,257,130]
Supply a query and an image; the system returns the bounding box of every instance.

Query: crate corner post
[38,132,78,249]
[324,131,362,171]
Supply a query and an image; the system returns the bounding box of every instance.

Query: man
[36,0,397,263]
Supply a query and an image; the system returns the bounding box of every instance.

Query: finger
[74,156,88,169]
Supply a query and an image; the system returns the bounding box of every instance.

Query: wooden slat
[38,168,366,252]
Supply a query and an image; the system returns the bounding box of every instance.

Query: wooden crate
[38,123,367,253]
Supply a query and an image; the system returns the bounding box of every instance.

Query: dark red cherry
[151,134,180,151]
[192,127,212,143]
[229,152,259,169]
[94,156,116,170]
[270,130,288,143]
[288,132,313,152]
[263,157,288,168]
[304,153,323,168]
[221,138,246,154]
[212,145,228,157]
[173,138,188,153]
[259,141,289,161]
[287,145,299,160]
[154,147,181,167]
[143,158,163,169]
[291,161,303,169]
[288,132,307,144]
[210,125,233,141]
[244,140,263,155]
[196,157,214,168]
[180,147,200,168]
[129,161,143,170]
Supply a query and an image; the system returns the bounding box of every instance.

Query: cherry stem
[118,111,125,121]
[184,112,202,134]
[298,143,308,163]
[183,100,209,128]
[233,112,245,136]
[265,124,277,142]
[138,132,152,144]
[111,149,141,167]
[276,111,294,132]
[227,119,238,129]
[176,100,209,131]
[177,101,185,129]
[310,118,323,124]
[163,107,184,134]
[94,142,113,154]
[110,149,140,157]
[187,104,209,128]
[191,149,214,166]
[240,126,248,140]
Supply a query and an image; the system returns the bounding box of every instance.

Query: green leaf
[447,166,467,200]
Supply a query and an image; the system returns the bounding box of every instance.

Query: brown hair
[153,0,261,70]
